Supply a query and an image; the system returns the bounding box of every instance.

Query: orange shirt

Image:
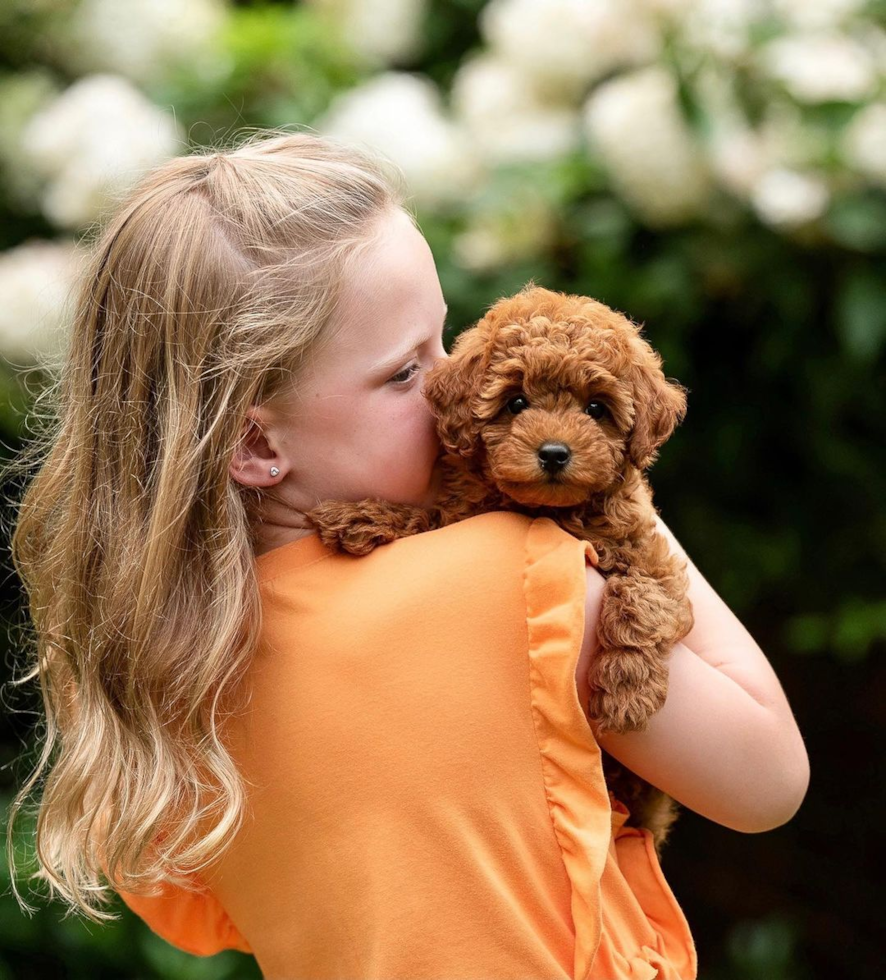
[116,512,697,980]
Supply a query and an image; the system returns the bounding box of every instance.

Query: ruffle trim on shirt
[523,517,609,980]
[523,517,697,980]
[115,871,252,957]
[593,797,698,979]
[610,821,697,979]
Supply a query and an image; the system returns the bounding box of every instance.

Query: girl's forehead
[331,221,444,348]
[342,211,438,313]
[272,210,444,401]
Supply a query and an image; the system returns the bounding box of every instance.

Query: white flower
[697,69,828,198]
[842,103,886,186]
[750,167,830,228]
[312,72,483,210]
[0,239,84,370]
[450,53,582,165]
[60,0,226,86]
[709,114,828,200]
[709,127,771,197]
[773,0,867,31]
[677,0,769,61]
[306,0,430,68]
[693,66,769,197]
[480,0,661,101]
[582,66,711,226]
[451,193,558,272]
[863,25,886,75]
[640,0,695,16]
[20,74,182,231]
[756,102,831,168]
[760,32,877,103]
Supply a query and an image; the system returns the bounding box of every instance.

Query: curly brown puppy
[306,283,694,854]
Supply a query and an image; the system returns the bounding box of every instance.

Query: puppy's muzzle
[537,441,571,474]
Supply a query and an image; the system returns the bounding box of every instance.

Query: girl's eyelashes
[388,327,445,386]
[388,361,421,386]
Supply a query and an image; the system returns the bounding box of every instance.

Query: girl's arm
[580,516,810,834]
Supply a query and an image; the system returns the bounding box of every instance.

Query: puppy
[306,284,694,853]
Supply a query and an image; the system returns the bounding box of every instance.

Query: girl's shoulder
[365,511,598,597]
[257,512,598,653]
[393,510,592,563]
[256,510,575,586]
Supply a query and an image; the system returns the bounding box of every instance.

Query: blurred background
[0,0,883,977]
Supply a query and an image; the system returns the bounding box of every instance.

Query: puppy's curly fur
[306,284,694,855]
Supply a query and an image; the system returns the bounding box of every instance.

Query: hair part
[1,126,414,921]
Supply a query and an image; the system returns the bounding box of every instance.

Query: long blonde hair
[2,128,414,921]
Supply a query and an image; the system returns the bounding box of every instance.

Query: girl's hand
[578,522,810,833]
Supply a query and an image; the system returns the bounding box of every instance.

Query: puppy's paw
[598,574,681,649]
[586,647,669,736]
[306,500,431,556]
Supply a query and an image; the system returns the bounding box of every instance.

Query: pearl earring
[269,466,280,477]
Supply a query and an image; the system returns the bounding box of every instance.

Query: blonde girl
[3,129,809,979]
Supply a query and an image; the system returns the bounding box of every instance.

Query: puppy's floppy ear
[422,326,489,457]
[625,338,689,470]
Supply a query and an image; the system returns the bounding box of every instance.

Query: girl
[4,129,809,979]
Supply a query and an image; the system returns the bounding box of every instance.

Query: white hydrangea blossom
[710,115,830,201]
[312,72,483,210]
[694,67,769,197]
[479,0,661,101]
[760,32,877,104]
[639,0,695,16]
[60,0,226,86]
[451,194,558,272]
[0,239,84,370]
[709,127,771,198]
[676,0,769,61]
[582,66,711,226]
[20,74,182,231]
[306,0,430,67]
[450,53,582,165]
[750,167,830,228]
[773,0,867,31]
[863,24,886,75]
[698,70,829,199]
[842,102,886,186]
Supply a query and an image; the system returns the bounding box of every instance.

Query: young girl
[4,129,809,980]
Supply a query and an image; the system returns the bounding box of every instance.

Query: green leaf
[783,612,830,654]
[832,597,886,663]
[836,270,886,361]
[726,914,803,980]
[826,194,886,252]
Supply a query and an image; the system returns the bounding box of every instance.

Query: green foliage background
[0,1,883,977]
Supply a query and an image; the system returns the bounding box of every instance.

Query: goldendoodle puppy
[306,283,694,853]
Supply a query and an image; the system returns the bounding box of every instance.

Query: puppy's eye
[507,395,529,414]
[585,401,608,420]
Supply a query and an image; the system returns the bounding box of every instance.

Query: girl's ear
[422,326,489,457]
[625,338,689,470]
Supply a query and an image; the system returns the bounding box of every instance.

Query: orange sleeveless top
[115,512,697,980]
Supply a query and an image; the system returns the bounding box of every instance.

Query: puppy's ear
[422,326,488,457]
[625,339,689,470]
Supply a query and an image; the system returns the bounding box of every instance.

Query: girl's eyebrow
[370,303,448,374]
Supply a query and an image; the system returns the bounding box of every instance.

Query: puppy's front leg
[587,571,678,735]
[305,499,434,556]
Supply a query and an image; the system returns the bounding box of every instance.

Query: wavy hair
[2,127,413,921]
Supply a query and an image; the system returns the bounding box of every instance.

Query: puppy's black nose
[538,442,571,473]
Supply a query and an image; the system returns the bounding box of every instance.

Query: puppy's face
[423,286,688,508]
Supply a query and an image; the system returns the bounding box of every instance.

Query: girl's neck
[253,524,317,558]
